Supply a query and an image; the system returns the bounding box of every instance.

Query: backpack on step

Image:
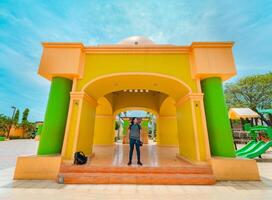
[74,151,87,165]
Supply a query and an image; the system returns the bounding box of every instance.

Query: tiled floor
[0,140,272,200]
[91,143,191,167]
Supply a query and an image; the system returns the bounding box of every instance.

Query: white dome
[118,36,155,45]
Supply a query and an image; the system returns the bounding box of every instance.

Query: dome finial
[118,36,155,45]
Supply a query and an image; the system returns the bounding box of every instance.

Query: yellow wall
[176,97,209,162]
[77,54,197,93]
[93,97,114,145]
[157,97,178,145]
[93,117,115,145]
[157,117,178,145]
[62,52,211,162]
[75,99,96,155]
[110,91,166,114]
[176,100,198,161]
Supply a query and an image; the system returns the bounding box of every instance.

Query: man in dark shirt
[127,117,143,166]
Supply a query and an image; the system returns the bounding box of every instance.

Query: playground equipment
[229,108,259,120]
[230,108,272,159]
[236,140,264,157]
[235,124,272,158]
[235,140,256,154]
[244,141,272,159]
[229,108,260,146]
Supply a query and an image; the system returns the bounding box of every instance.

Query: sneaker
[127,161,132,165]
[137,161,143,166]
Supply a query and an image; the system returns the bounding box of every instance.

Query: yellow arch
[81,72,192,101]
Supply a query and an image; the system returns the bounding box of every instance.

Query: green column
[201,77,235,157]
[38,77,72,155]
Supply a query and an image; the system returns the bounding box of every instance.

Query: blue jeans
[129,138,141,162]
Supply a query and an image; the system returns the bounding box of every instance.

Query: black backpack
[74,151,87,165]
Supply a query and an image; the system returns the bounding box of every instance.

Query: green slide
[244,141,272,159]
[235,140,256,154]
[236,141,265,157]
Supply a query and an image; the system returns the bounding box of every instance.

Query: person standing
[127,117,143,166]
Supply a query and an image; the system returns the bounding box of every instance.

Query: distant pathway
[0,139,38,169]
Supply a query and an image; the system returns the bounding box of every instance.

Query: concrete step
[59,164,213,175]
[58,172,216,185]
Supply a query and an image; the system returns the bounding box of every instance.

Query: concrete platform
[59,144,215,185]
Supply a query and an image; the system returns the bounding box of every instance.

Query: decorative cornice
[190,42,234,48]
[42,42,84,50]
[84,46,190,54]
[41,41,234,54]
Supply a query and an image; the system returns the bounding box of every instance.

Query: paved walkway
[0,139,38,170]
[0,140,272,200]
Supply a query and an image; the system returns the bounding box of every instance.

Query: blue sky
[0,0,271,122]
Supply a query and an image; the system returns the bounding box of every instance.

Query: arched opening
[62,73,209,165]
[91,107,186,167]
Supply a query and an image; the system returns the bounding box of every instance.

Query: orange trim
[195,73,237,81]
[61,98,80,158]
[84,46,189,54]
[41,41,234,53]
[191,42,234,48]
[196,78,202,93]
[61,99,74,157]
[42,42,84,50]
[190,99,201,161]
[199,99,211,160]
[72,78,77,92]
[72,98,83,155]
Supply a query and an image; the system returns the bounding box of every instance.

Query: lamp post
[7,106,16,138]
[11,106,16,119]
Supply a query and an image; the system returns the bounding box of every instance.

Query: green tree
[20,121,36,138]
[115,121,120,130]
[13,109,20,124]
[225,72,272,110]
[22,108,30,123]
[0,114,12,136]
